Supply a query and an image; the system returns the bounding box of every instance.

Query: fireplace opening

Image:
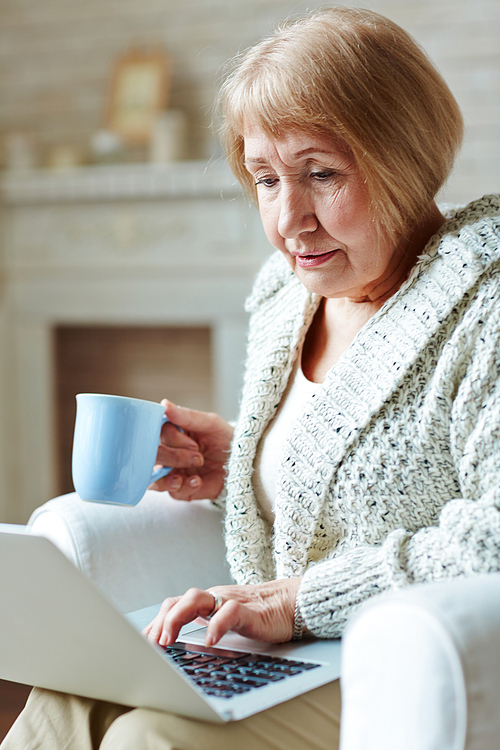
[54,325,213,497]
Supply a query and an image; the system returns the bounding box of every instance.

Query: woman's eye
[255,177,278,188]
[311,170,335,181]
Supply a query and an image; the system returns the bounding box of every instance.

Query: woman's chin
[293,271,338,297]
[291,259,348,297]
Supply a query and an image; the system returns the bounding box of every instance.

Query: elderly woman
[4,6,500,750]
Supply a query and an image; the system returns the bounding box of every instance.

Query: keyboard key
[268,665,304,674]
[251,669,286,681]
[205,657,233,667]
[165,643,321,699]
[173,653,201,662]
[182,666,213,677]
[204,689,237,698]
[230,675,270,687]
[191,656,216,665]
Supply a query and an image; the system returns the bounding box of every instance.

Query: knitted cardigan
[222,195,500,639]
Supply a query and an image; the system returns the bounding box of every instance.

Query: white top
[252,355,317,523]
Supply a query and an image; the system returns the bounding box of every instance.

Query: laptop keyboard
[165,642,321,699]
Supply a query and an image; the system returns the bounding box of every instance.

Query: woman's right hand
[149,399,234,501]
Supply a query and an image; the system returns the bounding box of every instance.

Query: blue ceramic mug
[72,393,173,506]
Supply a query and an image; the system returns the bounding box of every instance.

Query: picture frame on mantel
[105,49,171,145]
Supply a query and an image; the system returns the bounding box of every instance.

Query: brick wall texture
[1,0,499,204]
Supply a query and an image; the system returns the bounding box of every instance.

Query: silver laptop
[0,523,341,723]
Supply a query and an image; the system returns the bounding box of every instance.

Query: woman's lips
[294,250,339,268]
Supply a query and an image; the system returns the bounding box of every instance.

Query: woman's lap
[1,688,130,750]
[2,681,341,750]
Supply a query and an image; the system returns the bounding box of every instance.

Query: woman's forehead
[243,126,352,164]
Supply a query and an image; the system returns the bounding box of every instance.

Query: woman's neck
[302,298,376,382]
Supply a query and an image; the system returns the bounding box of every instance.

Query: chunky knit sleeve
[298,278,500,638]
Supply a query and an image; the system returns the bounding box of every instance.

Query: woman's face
[243,125,400,301]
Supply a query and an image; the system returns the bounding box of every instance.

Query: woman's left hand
[142,579,302,648]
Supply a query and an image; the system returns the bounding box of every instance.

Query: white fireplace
[0,161,270,522]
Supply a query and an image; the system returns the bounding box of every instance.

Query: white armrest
[28,491,231,613]
[340,574,500,750]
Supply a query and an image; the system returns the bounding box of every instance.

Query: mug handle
[150,415,182,483]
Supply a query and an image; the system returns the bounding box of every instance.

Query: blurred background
[0,0,499,523]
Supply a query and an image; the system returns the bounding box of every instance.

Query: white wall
[1,0,499,202]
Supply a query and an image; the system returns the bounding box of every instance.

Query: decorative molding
[0,160,242,205]
[4,199,264,272]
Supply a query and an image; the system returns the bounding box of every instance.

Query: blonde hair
[218,7,464,239]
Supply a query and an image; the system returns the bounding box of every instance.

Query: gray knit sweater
[223,195,500,639]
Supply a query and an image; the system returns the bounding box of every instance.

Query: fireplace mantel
[0,160,240,204]
[0,161,271,522]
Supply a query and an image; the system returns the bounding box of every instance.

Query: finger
[145,597,180,643]
[157,420,203,469]
[157,588,217,646]
[162,400,219,435]
[157,589,215,646]
[155,443,204,470]
[160,421,199,451]
[150,473,203,499]
[204,599,252,646]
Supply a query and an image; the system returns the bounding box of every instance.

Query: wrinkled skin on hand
[149,400,234,501]
[142,578,302,648]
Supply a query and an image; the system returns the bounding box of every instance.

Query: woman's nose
[277,184,318,239]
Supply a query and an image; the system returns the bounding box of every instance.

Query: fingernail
[189,476,200,488]
[190,454,203,467]
[170,476,182,491]
[205,633,215,646]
